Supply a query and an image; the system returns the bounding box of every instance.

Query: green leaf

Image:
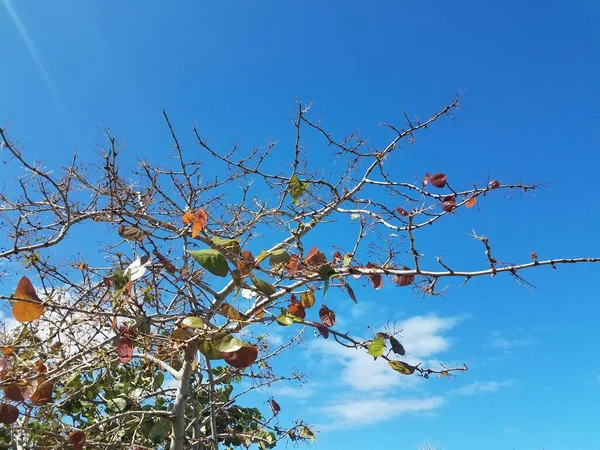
[198,340,224,360]
[300,425,316,442]
[214,335,245,353]
[187,249,229,277]
[343,253,352,266]
[269,249,290,267]
[108,397,127,412]
[388,360,416,375]
[153,372,165,389]
[319,264,336,299]
[182,316,205,329]
[210,236,241,254]
[288,175,309,205]
[249,275,276,296]
[276,312,294,326]
[367,337,386,358]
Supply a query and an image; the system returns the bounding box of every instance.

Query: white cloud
[487,331,532,351]
[319,395,445,429]
[451,380,514,396]
[399,315,461,357]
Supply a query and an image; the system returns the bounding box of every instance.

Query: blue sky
[2,1,600,449]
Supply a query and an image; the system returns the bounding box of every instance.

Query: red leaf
[319,305,336,327]
[423,172,430,186]
[68,430,86,450]
[117,336,134,363]
[286,254,300,276]
[429,173,447,188]
[0,403,19,424]
[332,251,342,264]
[191,209,208,238]
[396,207,410,217]
[489,180,500,189]
[270,399,281,415]
[366,262,383,290]
[442,196,456,212]
[316,323,330,339]
[392,273,415,287]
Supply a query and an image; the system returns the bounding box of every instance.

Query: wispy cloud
[451,380,515,396]
[487,331,532,352]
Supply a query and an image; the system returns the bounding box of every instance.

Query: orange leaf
[237,250,255,276]
[465,197,477,208]
[182,212,195,224]
[287,301,306,319]
[191,209,208,238]
[12,276,45,323]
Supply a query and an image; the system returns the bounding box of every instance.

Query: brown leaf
[332,251,342,264]
[389,336,406,356]
[366,263,383,290]
[35,359,47,374]
[442,196,456,213]
[237,250,255,276]
[118,225,147,242]
[0,403,19,424]
[3,385,24,402]
[316,323,330,339]
[423,172,430,186]
[287,301,306,320]
[191,209,208,238]
[182,211,195,225]
[1,347,13,357]
[220,303,244,321]
[396,207,410,217]
[392,272,415,287]
[305,246,327,267]
[223,345,258,369]
[286,254,301,276]
[465,197,477,208]
[489,180,500,189]
[67,430,86,450]
[429,173,447,188]
[31,377,53,405]
[269,398,281,415]
[531,252,538,261]
[117,336,134,363]
[319,305,336,327]
[12,276,45,323]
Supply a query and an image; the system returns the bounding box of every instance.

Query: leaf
[12,276,45,323]
[249,275,276,296]
[31,377,53,405]
[3,385,24,402]
[67,431,86,450]
[489,179,500,189]
[220,303,244,321]
[367,337,386,358]
[392,271,414,287]
[441,195,456,213]
[269,249,290,267]
[198,340,225,360]
[187,249,229,277]
[0,403,19,424]
[223,345,258,369]
[237,250,255,276]
[182,212,195,224]
[300,289,315,308]
[344,281,358,304]
[287,301,306,320]
[182,316,205,329]
[269,399,281,415]
[332,251,342,264]
[108,397,127,412]
[389,336,406,356]
[124,254,152,282]
[350,213,361,220]
[366,263,383,290]
[214,335,245,353]
[305,246,327,267]
[423,172,430,186]
[300,425,316,442]
[117,336,134,363]
[316,323,329,339]
[118,225,147,242]
[429,173,447,188]
[210,236,241,254]
[465,197,477,208]
[288,175,308,205]
[276,312,294,326]
[319,305,335,327]
[343,253,352,266]
[388,360,416,375]
[286,254,300,276]
[396,207,410,217]
[191,209,208,238]
[319,264,336,298]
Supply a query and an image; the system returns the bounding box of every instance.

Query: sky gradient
[2,1,600,449]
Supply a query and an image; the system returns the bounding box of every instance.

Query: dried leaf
[269,398,281,415]
[388,360,416,375]
[489,179,500,189]
[332,251,342,264]
[118,225,147,242]
[392,271,414,287]
[191,209,208,238]
[396,207,410,217]
[31,377,53,405]
[366,263,383,290]
[0,403,19,424]
[182,212,195,224]
[223,345,258,369]
[442,195,456,213]
[300,289,315,308]
[423,172,430,186]
[117,336,134,363]
[220,303,244,321]
[316,323,330,339]
[12,276,45,323]
[67,430,86,450]
[429,173,447,188]
[287,301,306,320]
[305,246,327,267]
[465,197,477,208]
[319,305,335,327]
[286,254,300,276]
[389,336,406,356]
[3,385,24,402]
[237,250,255,276]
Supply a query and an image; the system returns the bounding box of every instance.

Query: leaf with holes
[12,276,45,323]
[187,249,229,277]
[319,305,336,327]
[367,337,386,358]
[388,360,416,375]
[389,336,406,356]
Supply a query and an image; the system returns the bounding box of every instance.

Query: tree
[0,97,597,449]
